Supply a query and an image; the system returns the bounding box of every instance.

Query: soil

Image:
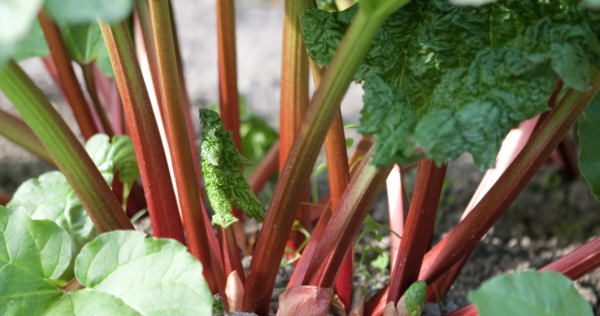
[1,0,600,315]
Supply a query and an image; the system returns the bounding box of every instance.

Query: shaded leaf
[469,270,593,316]
[0,0,44,64]
[59,22,106,63]
[12,20,49,62]
[44,0,133,24]
[579,94,600,200]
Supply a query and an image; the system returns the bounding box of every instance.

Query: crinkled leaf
[44,0,133,24]
[301,1,600,168]
[0,207,71,316]
[85,134,139,184]
[579,94,600,200]
[200,109,264,228]
[59,22,107,63]
[7,134,139,280]
[469,270,593,316]
[0,0,44,65]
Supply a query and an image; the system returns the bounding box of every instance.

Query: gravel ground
[1,0,600,315]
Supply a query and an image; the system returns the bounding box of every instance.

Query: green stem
[0,60,133,233]
[0,109,55,165]
[243,2,410,314]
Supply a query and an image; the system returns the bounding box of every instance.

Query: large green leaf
[7,171,96,282]
[469,270,593,316]
[70,230,213,315]
[0,0,44,65]
[579,94,600,200]
[301,1,600,168]
[44,0,133,24]
[0,206,71,316]
[0,209,213,315]
[7,134,139,280]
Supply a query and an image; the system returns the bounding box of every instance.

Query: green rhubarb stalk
[0,60,133,232]
[0,109,54,165]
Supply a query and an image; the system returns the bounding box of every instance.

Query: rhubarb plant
[2,0,600,315]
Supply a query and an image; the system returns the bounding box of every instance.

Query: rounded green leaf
[579,95,600,201]
[7,171,97,281]
[44,0,133,24]
[85,134,140,184]
[469,270,593,316]
[74,230,213,315]
[0,207,71,316]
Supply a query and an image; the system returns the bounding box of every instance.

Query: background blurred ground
[1,0,600,314]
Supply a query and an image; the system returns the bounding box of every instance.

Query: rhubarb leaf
[301,1,600,168]
[469,270,593,316]
[85,134,139,184]
[66,230,213,315]
[200,109,264,228]
[59,22,107,64]
[0,0,44,65]
[579,94,600,200]
[12,20,49,62]
[0,209,213,315]
[7,134,139,280]
[7,171,96,282]
[44,0,133,24]
[0,206,71,316]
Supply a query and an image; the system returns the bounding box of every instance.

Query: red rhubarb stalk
[418,71,600,286]
[386,164,410,271]
[426,116,540,302]
[303,146,393,288]
[249,141,280,194]
[279,0,311,255]
[147,0,224,294]
[99,19,187,245]
[38,12,99,140]
[387,160,447,304]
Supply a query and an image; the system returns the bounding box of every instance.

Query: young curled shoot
[200,109,264,228]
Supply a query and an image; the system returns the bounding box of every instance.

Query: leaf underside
[301,0,600,169]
